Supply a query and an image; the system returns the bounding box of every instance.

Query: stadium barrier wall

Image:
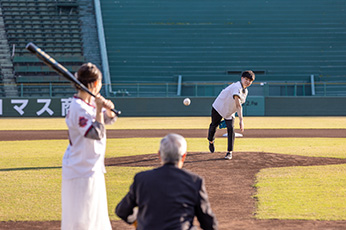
[265,97,346,116]
[0,96,345,117]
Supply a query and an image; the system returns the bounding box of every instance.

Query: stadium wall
[265,97,346,116]
[0,97,345,117]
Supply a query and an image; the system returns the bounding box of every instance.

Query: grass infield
[0,117,346,221]
[1,116,346,130]
[0,166,150,221]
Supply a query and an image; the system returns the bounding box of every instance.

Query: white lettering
[36,99,54,116]
[11,99,29,116]
[61,98,73,116]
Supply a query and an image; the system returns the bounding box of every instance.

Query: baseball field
[0,116,346,230]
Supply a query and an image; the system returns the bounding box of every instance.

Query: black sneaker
[209,142,215,153]
[224,152,232,160]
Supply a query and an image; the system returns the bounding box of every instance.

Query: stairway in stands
[0,6,17,97]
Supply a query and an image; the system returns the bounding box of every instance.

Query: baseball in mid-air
[183,98,191,106]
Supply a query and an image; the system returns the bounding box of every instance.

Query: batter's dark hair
[241,70,255,81]
[75,63,102,89]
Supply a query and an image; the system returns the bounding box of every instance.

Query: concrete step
[2,72,15,77]
[0,54,10,58]
[0,61,13,66]
[5,92,19,97]
[0,63,13,68]
[3,85,17,90]
[3,85,17,89]
[1,69,14,74]
[2,79,16,84]
[2,75,15,80]
[0,48,10,53]
[6,92,18,96]
[1,60,13,65]
[3,88,17,94]
[3,79,16,83]
[3,83,17,87]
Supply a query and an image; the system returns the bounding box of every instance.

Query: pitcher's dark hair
[241,70,255,81]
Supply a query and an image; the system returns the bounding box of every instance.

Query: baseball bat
[25,42,121,116]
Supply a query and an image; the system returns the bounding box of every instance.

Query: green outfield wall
[0,97,345,117]
[265,97,346,116]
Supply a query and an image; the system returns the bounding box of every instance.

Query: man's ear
[158,151,161,161]
[181,153,187,162]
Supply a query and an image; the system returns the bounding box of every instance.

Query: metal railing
[0,81,345,98]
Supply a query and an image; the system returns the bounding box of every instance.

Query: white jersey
[62,96,107,180]
[212,81,248,119]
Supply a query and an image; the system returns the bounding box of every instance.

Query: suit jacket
[116,163,218,230]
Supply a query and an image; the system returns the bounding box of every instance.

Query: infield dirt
[1,129,346,230]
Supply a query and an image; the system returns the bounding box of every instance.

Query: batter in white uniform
[61,63,117,230]
[207,70,255,160]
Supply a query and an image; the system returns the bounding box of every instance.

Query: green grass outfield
[1,116,346,130]
[255,164,346,220]
[0,117,346,221]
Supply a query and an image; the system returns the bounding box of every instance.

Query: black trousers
[207,107,235,152]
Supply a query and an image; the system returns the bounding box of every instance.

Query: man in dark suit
[115,133,218,230]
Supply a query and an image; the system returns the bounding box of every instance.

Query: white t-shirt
[212,81,248,119]
[62,96,107,180]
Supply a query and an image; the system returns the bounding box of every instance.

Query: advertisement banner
[0,98,72,117]
[0,96,264,117]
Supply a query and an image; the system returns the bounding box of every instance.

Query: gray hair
[159,133,187,164]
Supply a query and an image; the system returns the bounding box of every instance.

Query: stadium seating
[1,0,345,97]
[0,0,84,97]
[100,0,346,96]
[1,0,82,56]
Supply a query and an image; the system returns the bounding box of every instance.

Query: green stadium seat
[99,0,346,96]
[1,0,83,58]
[1,0,85,98]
